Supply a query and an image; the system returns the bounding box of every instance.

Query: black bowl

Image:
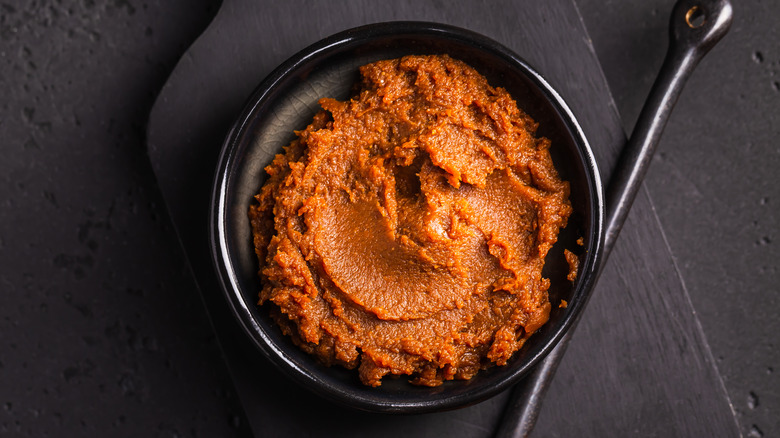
[210,22,604,413]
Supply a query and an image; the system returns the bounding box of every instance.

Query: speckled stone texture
[578,1,780,436]
[0,1,249,436]
[1,0,777,437]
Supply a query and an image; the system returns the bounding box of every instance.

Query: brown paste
[564,249,579,282]
[249,55,572,387]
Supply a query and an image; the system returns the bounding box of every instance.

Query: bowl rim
[209,21,605,413]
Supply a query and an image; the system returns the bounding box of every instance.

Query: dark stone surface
[0,0,777,437]
[0,1,249,436]
[578,1,780,436]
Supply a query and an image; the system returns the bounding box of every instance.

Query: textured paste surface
[249,55,571,386]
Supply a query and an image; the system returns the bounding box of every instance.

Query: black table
[1,1,776,436]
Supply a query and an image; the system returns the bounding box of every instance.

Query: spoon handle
[603,0,733,256]
[495,1,733,436]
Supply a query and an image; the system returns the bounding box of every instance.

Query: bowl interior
[212,22,603,413]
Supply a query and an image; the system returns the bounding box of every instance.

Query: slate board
[146,0,740,436]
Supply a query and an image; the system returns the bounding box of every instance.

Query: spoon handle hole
[686,6,706,28]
